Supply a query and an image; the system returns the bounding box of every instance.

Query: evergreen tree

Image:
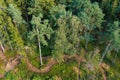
[108,21,120,52]
[50,5,82,58]
[6,17,24,53]
[59,0,104,48]
[1,2,23,52]
[28,0,55,15]
[7,4,25,26]
[29,13,53,65]
[101,0,120,20]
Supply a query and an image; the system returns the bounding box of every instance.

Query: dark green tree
[99,21,120,64]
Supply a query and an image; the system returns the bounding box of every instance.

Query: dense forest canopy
[0,0,120,80]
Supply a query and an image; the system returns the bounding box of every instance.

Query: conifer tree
[28,0,55,15]
[6,17,24,53]
[29,13,53,65]
[71,0,104,48]
[7,4,25,27]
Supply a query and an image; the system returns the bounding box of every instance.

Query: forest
[0,0,120,80]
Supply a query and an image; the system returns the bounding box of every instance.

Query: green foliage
[52,18,68,61]
[101,0,120,20]
[32,61,77,80]
[28,13,53,65]
[0,3,8,47]
[6,17,24,53]
[50,5,76,56]
[0,3,24,53]
[28,0,55,15]
[7,4,25,25]
[29,13,53,46]
[49,4,67,27]
[108,21,120,52]
[58,0,104,49]
[78,2,104,30]
[0,0,120,80]
[61,0,104,29]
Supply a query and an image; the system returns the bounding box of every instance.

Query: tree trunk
[9,43,13,51]
[85,32,89,49]
[36,27,43,65]
[0,41,5,52]
[112,52,118,64]
[77,62,80,80]
[99,40,112,65]
[4,26,13,51]
[38,41,43,65]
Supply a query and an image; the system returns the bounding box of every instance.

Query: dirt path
[0,47,108,80]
